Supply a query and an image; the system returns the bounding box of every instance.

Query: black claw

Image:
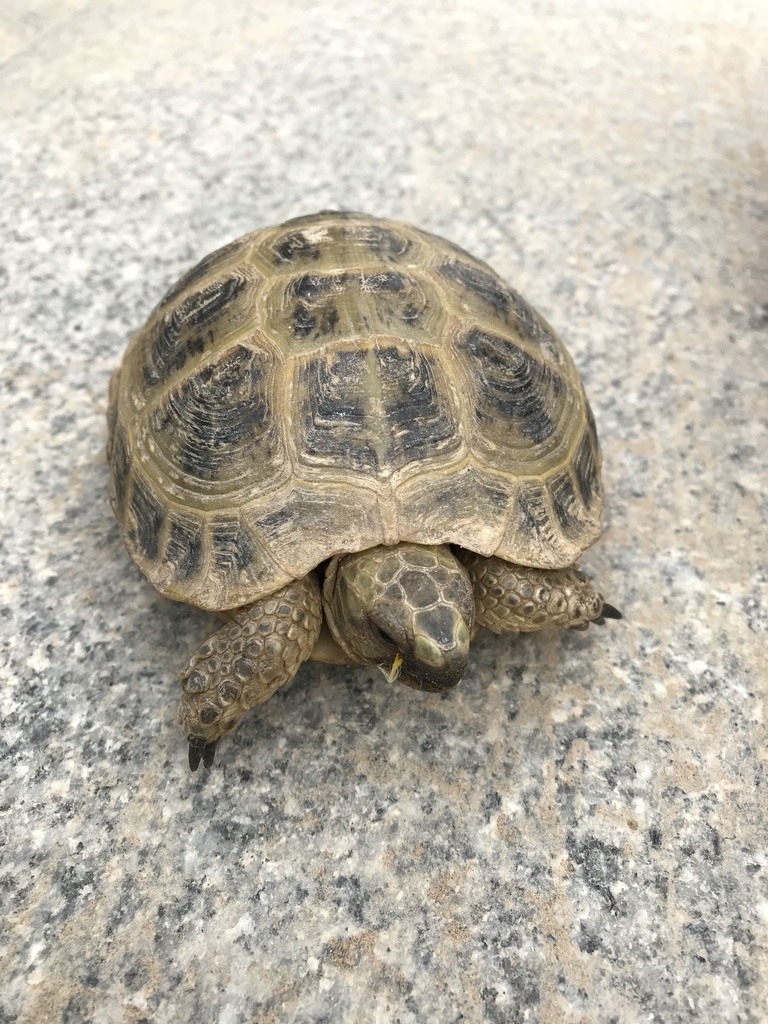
[188,737,218,771]
[593,615,606,626]
[601,603,623,620]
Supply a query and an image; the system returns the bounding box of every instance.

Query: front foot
[178,575,322,770]
[459,552,622,634]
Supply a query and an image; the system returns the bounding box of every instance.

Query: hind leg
[178,575,322,769]
[458,552,621,635]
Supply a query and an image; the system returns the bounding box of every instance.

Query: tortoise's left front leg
[178,575,322,769]
[457,552,621,635]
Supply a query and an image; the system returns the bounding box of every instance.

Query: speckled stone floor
[1,2,767,1022]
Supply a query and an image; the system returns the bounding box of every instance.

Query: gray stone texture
[1,1,766,1022]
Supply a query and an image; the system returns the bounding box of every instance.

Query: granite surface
[1,1,767,1021]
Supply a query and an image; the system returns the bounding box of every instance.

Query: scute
[143,276,248,389]
[261,266,444,354]
[293,342,462,476]
[109,211,603,610]
[147,343,281,493]
[265,217,412,271]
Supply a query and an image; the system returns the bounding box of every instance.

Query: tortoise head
[324,544,475,691]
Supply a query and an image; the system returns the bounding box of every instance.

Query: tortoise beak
[397,655,467,692]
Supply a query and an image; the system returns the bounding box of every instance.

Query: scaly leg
[178,575,322,769]
[458,552,621,635]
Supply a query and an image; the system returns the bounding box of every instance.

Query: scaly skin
[458,551,617,634]
[178,575,322,769]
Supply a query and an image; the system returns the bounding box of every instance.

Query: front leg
[458,552,621,635]
[178,575,322,769]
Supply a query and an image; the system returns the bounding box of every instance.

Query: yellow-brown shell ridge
[108,211,603,610]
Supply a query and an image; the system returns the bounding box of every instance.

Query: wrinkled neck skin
[321,542,475,692]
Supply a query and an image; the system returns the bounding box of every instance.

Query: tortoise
[107,210,620,769]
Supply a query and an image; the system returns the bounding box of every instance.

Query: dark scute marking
[145,276,247,386]
[572,427,600,507]
[156,345,271,482]
[461,328,562,442]
[160,240,246,305]
[516,486,552,539]
[211,518,256,572]
[273,231,320,263]
[274,219,410,265]
[166,515,203,578]
[439,260,511,314]
[289,275,343,340]
[367,271,406,292]
[440,257,562,353]
[291,273,343,300]
[292,302,316,338]
[299,349,376,471]
[549,471,582,531]
[298,345,458,473]
[256,504,293,532]
[130,475,165,561]
[309,349,367,428]
[110,421,131,515]
[346,224,410,258]
[506,286,543,342]
[284,270,429,346]
[377,347,460,466]
[106,385,119,459]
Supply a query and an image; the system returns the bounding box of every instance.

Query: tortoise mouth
[396,657,467,693]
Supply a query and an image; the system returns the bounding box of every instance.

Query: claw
[601,603,623,620]
[188,737,218,771]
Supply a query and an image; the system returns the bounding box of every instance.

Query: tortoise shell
[107,211,603,611]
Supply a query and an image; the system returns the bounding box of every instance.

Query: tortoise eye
[376,627,396,647]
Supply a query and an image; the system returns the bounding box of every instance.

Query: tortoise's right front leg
[178,575,322,770]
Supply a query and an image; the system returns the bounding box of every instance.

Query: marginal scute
[109,211,604,609]
[128,472,166,562]
[203,514,289,610]
[109,419,131,516]
[548,469,586,536]
[164,511,205,581]
[159,238,252,306]
[437,258,565,365]
[571,416,602,510]
[498,480,588,568]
